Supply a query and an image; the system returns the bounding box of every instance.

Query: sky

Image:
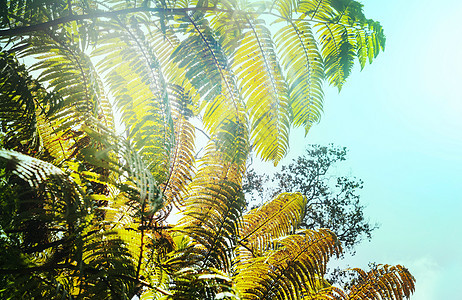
[257,0,462,298]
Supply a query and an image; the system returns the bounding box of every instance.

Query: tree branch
[1,7,236,37]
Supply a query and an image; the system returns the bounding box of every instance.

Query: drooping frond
[233,20,290,164]
[171,118,249,274]
[161,84,196,208]
[0,0,70,30]
[171,14,230,103]
[274,20,324,134]
[8,24,115,164]
[170,12,245,140]
[0,148,79,199]
[316,21,355,90]
[344,264,416,300]
[74,131,174,297]
[174,173,245,272]
[93,16,174,183]
[0,50,60,156]
[238,192,307,256]
[77,230,138,299]
[234,229,341,300]
[296,0,385,90]
[208,6,248,56]
[300,278,346,300]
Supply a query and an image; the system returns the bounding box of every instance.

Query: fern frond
[0,50,67,159]
[274,21,324,134]
[272,0,299,19]
[233,20,290,164]
[298,0,334,21]
[11,25,115,164]
[345,264,415,300]
[78,230,137,298]
[0,149,88,297]
[300,278,346,300]
[170,13,244,138]
[296,0,385,90]
[161,84,196,208]
[0,0,69,30]
[175,179,245,271]
[0,51,39,153]
[238,193,307,257]
[167,267,238,299]
[316,22,354,90]
[171,15,228,102]
[234,229,341,300]
[93,17,174,183]
[173,120,248,271]
[0,148,79,195]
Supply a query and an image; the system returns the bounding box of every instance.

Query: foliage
[0,0,414,299]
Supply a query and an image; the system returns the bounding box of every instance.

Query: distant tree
[243,144,377,254]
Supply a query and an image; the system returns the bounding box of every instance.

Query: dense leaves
[0,1,413,299]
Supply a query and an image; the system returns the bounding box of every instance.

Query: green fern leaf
[275,21,324,133]
[233,20,290,164]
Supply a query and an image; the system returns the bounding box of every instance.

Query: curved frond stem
[1,5,374,38]
[0,7,251,37]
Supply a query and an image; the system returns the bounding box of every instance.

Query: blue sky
[259,0,462,298]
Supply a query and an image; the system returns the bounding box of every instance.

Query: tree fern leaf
[161,84,196,208]
[175,178,245,271]
[174,122,248,272]
[94,18,174,183]
[346,264,415,300]
[233,20,290,164]
[298,0,334,21]
[315,22,352,90]
[10,29,116,166]
[0,51,41,155]
[234,229,341,300]
[238,192,306,257]
[275,21,324,132]
[296,0,385,90]
[170,14,243,136]
[272,0,299,19]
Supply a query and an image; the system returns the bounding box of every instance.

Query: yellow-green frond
[173,125,249,271]
[233,21,290,164]
[346,264,416,300]
[161,85,196,208]
[296,0,385,90]
[239,193,307,256]
[93,18,174,183]
[0,50,69,159]
[234,229,341,300]
[275,21,324,133]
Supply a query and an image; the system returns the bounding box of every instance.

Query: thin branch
[194,126,211,140]
[0,7,243,37]
[0,5,349,39]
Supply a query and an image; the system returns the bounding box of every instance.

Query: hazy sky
[259,0,462,298]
